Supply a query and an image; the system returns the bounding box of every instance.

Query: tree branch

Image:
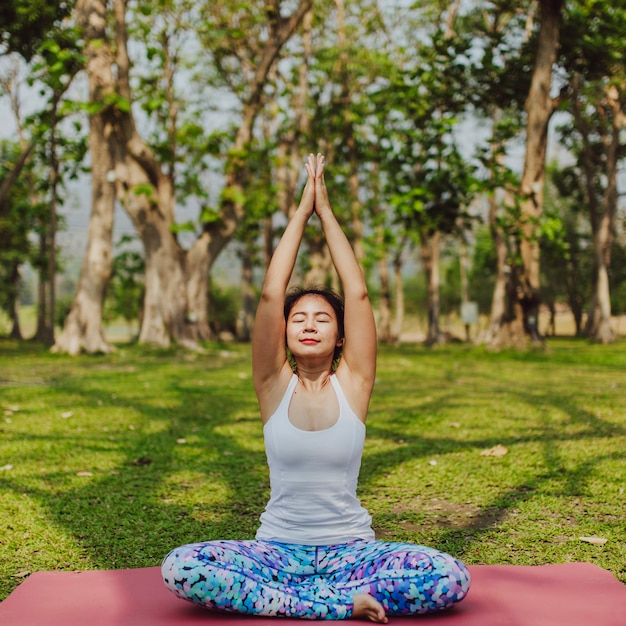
[0,142,34,206]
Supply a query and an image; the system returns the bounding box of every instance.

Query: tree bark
[7,265,23,340]
[238,248,255,342]
[393,253,405,343]
[517,0,562,342]
[53,0,116,354]
[422,230,442,346]
[377,243,392,344]
[59,0,313,351]
[490,0,562,348]
[185,0,313,339]
[581,83,622,343]
[0,143,33,207]
[486,180,515,345]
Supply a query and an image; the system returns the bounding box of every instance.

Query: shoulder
[334,363,374,423]
[256,364,296,424]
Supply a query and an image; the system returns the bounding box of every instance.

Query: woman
[161,153,471,622]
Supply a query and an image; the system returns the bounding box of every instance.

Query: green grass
[1,338,625,600]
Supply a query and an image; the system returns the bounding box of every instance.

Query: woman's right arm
[252,154,316,403]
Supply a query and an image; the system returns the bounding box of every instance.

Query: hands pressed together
[301,152,332,218]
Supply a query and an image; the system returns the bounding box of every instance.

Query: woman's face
[285,294,342,361]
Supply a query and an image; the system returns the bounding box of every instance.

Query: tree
[0,140,41,338]
[511,0,563,345]
[55,0,312,352]
[1,26,84,346]
[54,0,120,354]
[381,25,477,345]
[186,0,313,343]
[464,0,564,348]
[31,37,85,346]
[0,0,73,60]
[460,0,531,348]
[541,162,593,335]
[0,0,75,206]
[558,0,626,343]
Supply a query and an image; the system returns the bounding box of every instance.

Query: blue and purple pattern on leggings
[161,539,471,619]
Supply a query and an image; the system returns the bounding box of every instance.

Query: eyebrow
[290,310,333,318]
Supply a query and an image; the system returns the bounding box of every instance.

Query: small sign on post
[461,301,478,342]
[461,301,478,325]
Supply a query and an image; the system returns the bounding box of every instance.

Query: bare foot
[351,593,388,623]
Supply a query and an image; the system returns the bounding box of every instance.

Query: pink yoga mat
[1,562,625,625]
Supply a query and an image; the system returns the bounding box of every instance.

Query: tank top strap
[274,373,298,420]
[329,374,359,422]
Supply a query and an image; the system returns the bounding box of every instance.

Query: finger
[316,153,325,176]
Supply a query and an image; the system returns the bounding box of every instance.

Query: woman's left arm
[313,154,377,410]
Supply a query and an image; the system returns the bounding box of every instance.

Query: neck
[294,360,333,390]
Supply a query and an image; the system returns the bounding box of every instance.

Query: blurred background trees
[1,0,624,351]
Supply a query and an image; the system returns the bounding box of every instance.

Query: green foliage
[2,0,624,354]
[208,281,240,335]
[560,0,626,78]
[104,245,145,325]
[0,0,73,60]
[402,272,428,316]
[0,140,45,318]
[460,0,535,113]
[378,26,479,241]
[540,163,593,330]
[128,0,227,210]
[55,294,74,328]
[468,226,497,314]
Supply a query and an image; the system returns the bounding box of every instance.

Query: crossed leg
[161,539,470,621]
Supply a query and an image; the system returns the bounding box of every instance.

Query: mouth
[300,339,319,345]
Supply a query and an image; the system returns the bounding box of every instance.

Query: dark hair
[284,287,345,361]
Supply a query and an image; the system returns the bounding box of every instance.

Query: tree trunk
[46,108,60,348]
[34,237,49,343]
[304,236,332,287]
[7,265,23,340]
[377,246,392,344]
[459,237,471,342]
[490,0,562,347]
[518,0,562,342]
[54,0,117,354]
[186,0,313,337]
[117,155,196,347]
[185,232,213,340]
[422,230,442,346]
[582,84,621,343]
[238,248,255,342]
[486,188,515,345]
[393,252,405,343]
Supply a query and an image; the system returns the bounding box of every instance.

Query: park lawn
[0,338,625,600]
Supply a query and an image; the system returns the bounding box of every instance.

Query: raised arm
[252,154,316,405]
[312,154,377,411]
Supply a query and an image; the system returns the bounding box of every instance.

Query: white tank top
[256,373,375,545]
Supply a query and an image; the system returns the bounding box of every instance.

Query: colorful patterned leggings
[161,539,471,620]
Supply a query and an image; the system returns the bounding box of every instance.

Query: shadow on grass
[360,347,626,563]
[2,339,625,593]
[1,346,268,579]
